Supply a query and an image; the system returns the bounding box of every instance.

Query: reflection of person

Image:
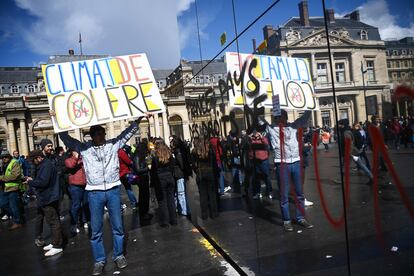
[118,145,139,209]
[54,109,146,276]
[263,110,313,232]
[192,138,218,220]
[249,131,272,199]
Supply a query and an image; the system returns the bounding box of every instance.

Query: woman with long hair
[150,140,177,227]
[192,138,218,220]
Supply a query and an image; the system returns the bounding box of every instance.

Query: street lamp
[361,61,369,123]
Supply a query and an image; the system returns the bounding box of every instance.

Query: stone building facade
[385,37,414,116]
[262,0,392,126]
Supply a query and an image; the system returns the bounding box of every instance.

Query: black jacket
[29,158,60,207]
[172,149,185,180]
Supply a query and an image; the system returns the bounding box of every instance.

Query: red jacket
[248,136,269,161]
[209,137,223,163]
[118,149,132,178]
[65,156,86,185]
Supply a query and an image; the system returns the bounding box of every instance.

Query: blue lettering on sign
[58,64,74,93]
[297,59,310,82]
[92,60,105,88]
[276,57,291,80]
[45,64,61,95]
[102,58,115,86]
[70,62,79,91]
[78,61,93,90]
[267,56,280,80]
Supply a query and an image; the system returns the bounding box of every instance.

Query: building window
[210,75,215,83]
[392,72,398,79]
[317,63,328,83]
[409,50,413,55]
[340,109,349,120]
[366,60,375,81]
[402,50,406,55]
[28,84,35,93]
[360,30,368,40]
[195,76,200,83]
[393,50,398,55]
[11,85,18,93]
[395,61,400,68]
[335,63,345,82]
[404,60,409,67]
[321,111,331,127]
[387,61,391,68]
[385,50,389,56]
[205,75,210,83]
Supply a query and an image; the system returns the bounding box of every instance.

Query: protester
[263,110,313,232]
[170,136,188,216]
[118,145,139,209]
[65,149,89,234]
[56,111,146,276]
[209,135,230,195]
[0,150,25,230]
[352,122,371,172]
[249,131,273,199]
[192,138,218,220]
[150,140,177,227]
[132,140,153,220]
[228,133,244,192]
[26,149,63,256]
[321,128,331,152]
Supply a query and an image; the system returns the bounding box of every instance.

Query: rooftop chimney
[263,25,275,40]
[348,10,360,21]
[326,9,335,23]
[298,1,310,27]
[68,49,75,55]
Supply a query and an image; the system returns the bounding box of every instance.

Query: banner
[225,52,319,111]
[42,53,165,133]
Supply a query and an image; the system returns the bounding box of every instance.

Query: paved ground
[187,144,414,275]
[1,144,413,276]
[0,189,238,276]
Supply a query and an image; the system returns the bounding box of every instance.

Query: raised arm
[59,131,83,152]
[291,110,311,129]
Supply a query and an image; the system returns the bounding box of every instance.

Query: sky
[0,0,413,69]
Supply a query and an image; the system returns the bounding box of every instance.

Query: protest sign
[42,53,165,133]
[225,52,319,111]
[272,95,281,116]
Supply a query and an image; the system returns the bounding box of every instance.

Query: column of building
[7,120,17,152]
[19,120,29,156]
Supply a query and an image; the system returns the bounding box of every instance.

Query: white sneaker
[305,199,314,207]
[83,223,89,229]
[122,204,127,210]
[44,248,63,256]
[43,244,53,251]
[268,194,273,200]
[224,186,231,193]
[1,214,9,221]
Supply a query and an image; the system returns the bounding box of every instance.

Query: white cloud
[13,0,182,68]
[358,0,414,40]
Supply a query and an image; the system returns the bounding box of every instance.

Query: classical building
[0,53,174,154]
[261,0,392,126]
[385,37,414,116]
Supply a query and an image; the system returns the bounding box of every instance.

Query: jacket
[172,148,185,180]
[248,136,269,161]
[266,111,311,164]
[118,148,132,178]
[59,122,139,191]
[65,155,86,185]
[0,159,23,192]
[29,158,60,206]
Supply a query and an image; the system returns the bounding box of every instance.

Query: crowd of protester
[0,112,413,275]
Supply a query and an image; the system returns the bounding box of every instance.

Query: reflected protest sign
[225,52,319,110]
[272,95,281,116]
[42,53,165,133]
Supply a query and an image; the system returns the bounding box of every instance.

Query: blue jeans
[217,162,225,194]
[121,175,138,207]
[0,191,23,224]
[253,159,272,195]
[88,186,124,263]
[276,162,305,222]
[176,178,187,215]
[232,168,244,186]
[68,185,89,226]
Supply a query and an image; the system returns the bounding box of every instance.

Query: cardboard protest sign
[225,52,319,111]
[272,95,281,116]
[42,53,165,133]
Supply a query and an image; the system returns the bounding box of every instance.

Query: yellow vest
[4,159,24,192]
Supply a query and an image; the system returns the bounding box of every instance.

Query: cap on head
[28,149,44,161]
[0,150,11,158]
[40,138,53,149]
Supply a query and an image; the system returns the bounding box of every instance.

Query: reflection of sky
[178,0,414,62]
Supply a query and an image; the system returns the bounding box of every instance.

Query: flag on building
[220,32,227,46]
[257,39,267,54]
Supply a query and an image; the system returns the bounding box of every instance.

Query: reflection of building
[0,53,173,154]
[385,37,414,116]
[262,0,392,126]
